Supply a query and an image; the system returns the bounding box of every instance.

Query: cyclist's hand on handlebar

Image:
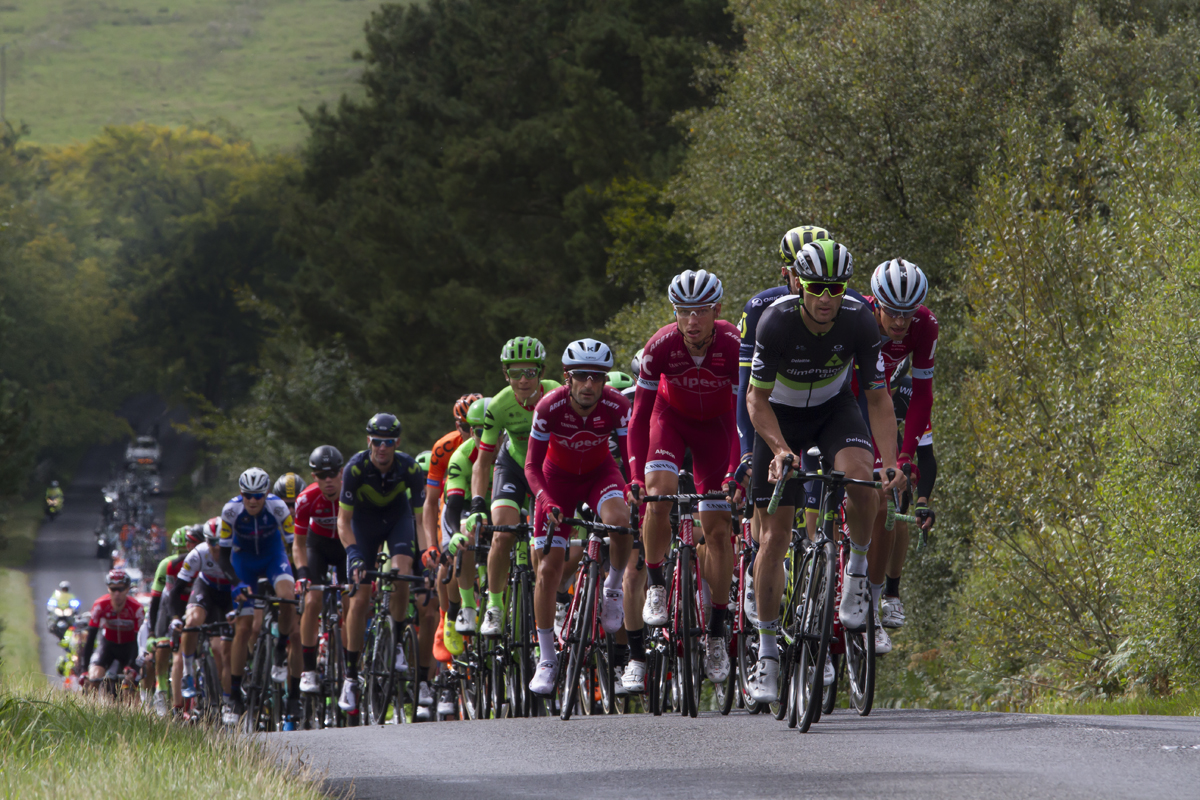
[768,451,796,484]
[347,556,365,586]
[879,465,907,493]
[464,512,486,536]
[420,545,441,571]
[722,475,743,506]
[732,452,753,486]
[168,618,183,634]
[294,577,310,595]
[447,533,468,557]
[915,501,936,531]
[546,504,564,526]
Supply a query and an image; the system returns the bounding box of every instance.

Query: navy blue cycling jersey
[218,494,294,555]
[340,450,426,528]
[736,284,868,457]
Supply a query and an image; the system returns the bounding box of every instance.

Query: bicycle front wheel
[366,617,395,725]
[675,548,697,718]
[561,562,597,721]
[795,540,836,732]
[846,605,876,716]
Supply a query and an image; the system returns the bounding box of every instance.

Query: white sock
[870,581,884,609]
[537,627,556,662]
[183,655,195,677]
[701,579,712,609]
[847,540,870,574]
[604,565,625,593]
[757,618,780,660]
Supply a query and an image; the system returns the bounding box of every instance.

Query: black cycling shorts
[752,392,872,509]
[90,638,137,671]
[351,511,416,569]
[188,577,245,619]
[490,446,532,513]
[306,533,347,585]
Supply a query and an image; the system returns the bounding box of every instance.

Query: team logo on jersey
[825,354,843,367]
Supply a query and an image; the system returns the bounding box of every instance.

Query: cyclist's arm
[916,442,937,501]
[81,623,99,667]
[736,364,755,458]
[214,520,239,584]
[627,381,656,487]
[901,315,937,462]
[336,504,356,549]
[444,493,465,534]
[865,387,900,481]
[166,576,192,619]
[421,493,440,547]
[147,593,162,632]
[524,420,550,502]
[470,447,496,507]
[292,532,308,570]
[746,385,789,458]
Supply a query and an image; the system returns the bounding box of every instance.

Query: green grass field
[1,0,386,149]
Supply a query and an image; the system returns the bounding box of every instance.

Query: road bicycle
[479,522,539,718]
[240,578,299,732]
[554,515,636,721]
[178,620,230,723]
[360,566,429,725]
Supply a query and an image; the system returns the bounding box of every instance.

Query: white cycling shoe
[874,619,893,655]
[642,585,668,627]
[838,569,870,631]
[528,659,558,696]
[554,602,568,638]
[620,660,647,694]
[299,671,320,694]
[747,656,779,703]
[418,681,434,707]
[824,654,836,685]
[744,572,758,627]
[704,635,730,683]
[480,606,503,637]
[337,677,359,712]
[394,645,409,673]
[270,662,289,684]
[455,607,477,634]
[601,589,624,634]
[437,690,456,716]
[880,595,906,628]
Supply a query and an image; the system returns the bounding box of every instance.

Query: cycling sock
[182,654,195,677]
[448,601,462,621]
[758,618,781,659]
[870,580,884,610]
[274,638,289,664]
[627,627,646,663]
[157,672,169,693]
[709,604,729,635]
[615,644,630,668]
[536,627,556,661]
[345,650,360,680]
[289,676,300,698]
[556,590,571,606]
[647,562,665,587]
[604,564,625,592]
[701,579,712,610]
[231,674,242,694]
[488,591,504,610]
[302,646,316,672]
[847,540,870,574]
[460,586,476,609]
[885,575,901,598]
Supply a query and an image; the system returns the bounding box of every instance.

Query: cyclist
[147,526,202,715]
[214,467,298,721]
[470,338,561,638]
[624,269,742,691]
[860,259,939,638]
[422,393,482,635]
[292,445,347,698]
[48,580,76,611]
[336,413,427,715]
[744,239,905,703]
[81,568,145,691]
[273,473,308,512]
[440,398,491,660]
[169,517,240,723]
[523,339,633,694]
[45,481,64,517]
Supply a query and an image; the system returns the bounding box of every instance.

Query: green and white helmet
[778,225,832,265]
[171,527,189,549]
[500,336,546,366]
[794,240,854,282]
[415,450,432,473]
[465,397,492,427]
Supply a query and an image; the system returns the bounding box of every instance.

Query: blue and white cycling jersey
[218,494,295,555]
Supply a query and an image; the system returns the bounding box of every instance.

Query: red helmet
[106,568,131,589]
[453,393,483,426]
[204,517,221,545]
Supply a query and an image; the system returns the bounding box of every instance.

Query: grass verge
[1029,690,1200,717]
[0,499,45,569]
[0,569,39,681]
[165,484,229,533]
[0,677,332,799]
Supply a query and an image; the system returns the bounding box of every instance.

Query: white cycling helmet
[562,338,614,371]
[668,269,723,306]
[630,348,645,376]
[870,258,928,312]
[794,240,854,282]
[238,467,271,495]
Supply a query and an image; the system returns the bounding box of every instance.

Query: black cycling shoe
[229,692,246,717]
[286,690,302,722]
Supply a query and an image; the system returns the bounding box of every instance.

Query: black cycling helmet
[308,445,344,472]
[272,472,307,502]
[365,413,401,438]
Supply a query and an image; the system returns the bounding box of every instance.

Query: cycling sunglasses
[313,469,340,480]
[369,438,397,448]
[243,492,266,500]
[673,304,717,317]
[799,278,848,298]
[108,585,129,593]
[878,303,918,319]
[567,370,608,384]
[506,367,540,380]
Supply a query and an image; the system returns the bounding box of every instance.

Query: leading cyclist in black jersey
[744,239,906,703]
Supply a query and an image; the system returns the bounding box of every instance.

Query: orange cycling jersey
[426,429,464,513]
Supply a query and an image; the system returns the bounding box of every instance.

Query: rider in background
[45,481,64,517]
[81,568,145,691]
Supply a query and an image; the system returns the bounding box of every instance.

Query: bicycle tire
[596,638,615,715]
[796,540,836,732]
[787,544,817,729]
[202,651,221,722]
[367,616,395,725]
[846,604,876,716]
[242,635,269,733]
[397,624,419,723]
[561,561,597,720]
[675,548,697,718]
[647,643,664,716]
[821,652,840,715]
[736,581,763,715]
[719,621,736,715]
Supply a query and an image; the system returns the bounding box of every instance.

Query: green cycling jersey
[445,437,479,498]
[478,379,560,465]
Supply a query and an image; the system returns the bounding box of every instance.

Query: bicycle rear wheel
[821,652,840,715]
[561,562,597,721]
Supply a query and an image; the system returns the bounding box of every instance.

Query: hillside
[0,0,385,149]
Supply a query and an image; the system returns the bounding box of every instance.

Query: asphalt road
[272,707,1200,799]
[31,394,194,681]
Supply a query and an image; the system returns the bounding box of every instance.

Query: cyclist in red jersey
[523,339,633,695]
[82,568,145,688]
[625,269,742,690]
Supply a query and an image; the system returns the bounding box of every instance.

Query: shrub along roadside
[0,678,331,800]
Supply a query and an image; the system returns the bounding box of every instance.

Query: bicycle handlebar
[561,518,637,536]
[767,454,794,514]
[363,571,427,583]
[639,491,730,504]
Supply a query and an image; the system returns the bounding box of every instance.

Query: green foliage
[42,123,301,407]
[283,0,736,442]
[2,0,388,149]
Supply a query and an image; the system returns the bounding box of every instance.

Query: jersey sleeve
[339,460,359,511]
[748,306,784,389]
[478,391,505,453]
[901,311,938,458]
[218,503,237,549]
[854,308,887,393]
[403,455,427,507]
[444,444,473,499]
[151,557,170,595]
[426,433,456,493]
[268,497,295,544]
[293,491,312,537]
[177,550,200,584]
[89,598,104,627]
[525,403,552,500]
[628,332,664,486]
